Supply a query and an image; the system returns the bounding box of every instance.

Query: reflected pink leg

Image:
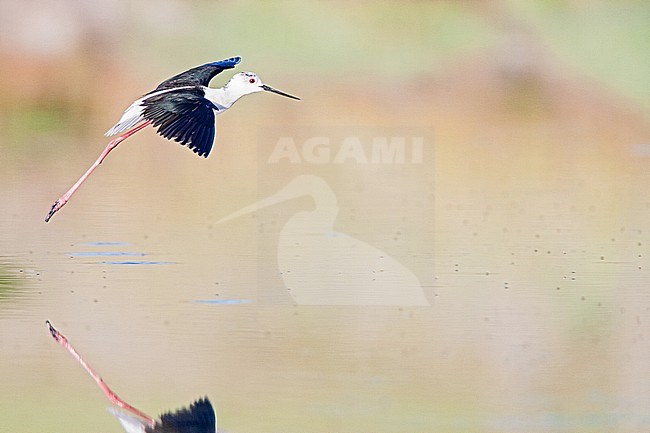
[46,320,156,427]
[45,121,151,222]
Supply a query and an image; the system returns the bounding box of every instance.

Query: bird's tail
[108,407,148,433]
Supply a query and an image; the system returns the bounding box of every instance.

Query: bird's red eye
[249,78,256,84]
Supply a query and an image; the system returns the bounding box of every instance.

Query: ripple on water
[68,244,173,265]
[69,252,146,257]
[192,299,252,305]
[100,260,177,265]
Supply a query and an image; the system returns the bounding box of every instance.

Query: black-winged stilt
[45,56,299,222]
[46,320,217,433]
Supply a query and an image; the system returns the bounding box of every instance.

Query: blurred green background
[1,1,647,145]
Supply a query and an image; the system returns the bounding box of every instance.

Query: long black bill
[261,84,300,100]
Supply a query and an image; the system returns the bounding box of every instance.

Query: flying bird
[46,320,218,433]
[45,56,299,222]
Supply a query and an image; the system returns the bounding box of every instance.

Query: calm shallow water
[1,77,649,433]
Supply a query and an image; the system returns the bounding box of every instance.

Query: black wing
[154,57,241,91]
[147,398,216,433]
[142,88,217,157]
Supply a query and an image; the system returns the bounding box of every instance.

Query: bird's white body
[109,408,147,433]
[106,72,268,137]
[105,86,191,136]
[218,175,430,306]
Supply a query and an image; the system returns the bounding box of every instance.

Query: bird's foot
[46,320,61,341]
[45,199,65,222]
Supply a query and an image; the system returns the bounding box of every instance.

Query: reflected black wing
[147,398,216,433]
[154,57,241,91]
[142,88,217,157]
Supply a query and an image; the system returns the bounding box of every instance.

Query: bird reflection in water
[46,321,218,433]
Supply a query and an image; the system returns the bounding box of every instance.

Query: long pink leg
[46,320,156,427]
[45,121,151,222]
